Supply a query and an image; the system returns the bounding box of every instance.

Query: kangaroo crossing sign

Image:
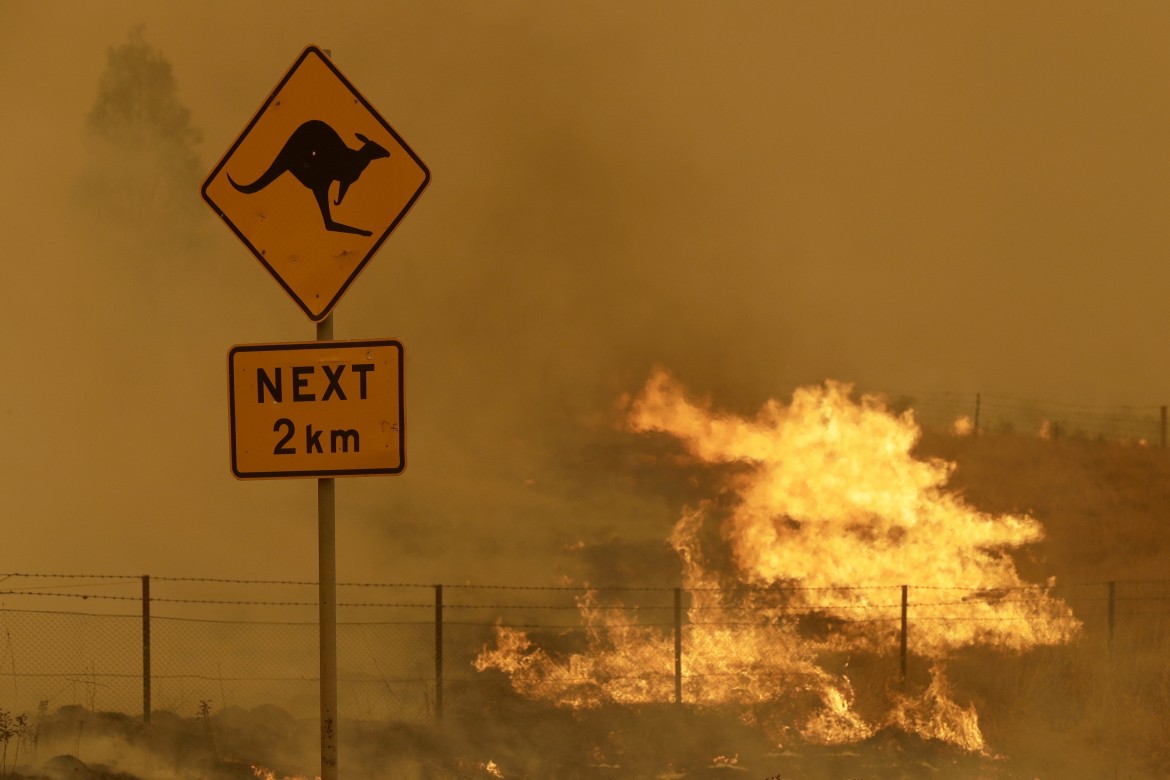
[202,45,429,321]
[228,340,405,478]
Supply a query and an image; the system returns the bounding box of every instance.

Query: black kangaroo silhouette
[228,119,390,236]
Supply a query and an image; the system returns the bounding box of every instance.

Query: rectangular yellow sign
[228,340,404,479]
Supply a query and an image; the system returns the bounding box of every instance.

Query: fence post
[142,575,151,724]
[1107,581,1115,651]
[673,588,682,705]
[900,585,908,683]
[1161,406,1166,451]
[974,393,982,435]
[434,585,443,720]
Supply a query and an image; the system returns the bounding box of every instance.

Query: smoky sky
[3,1,1170,588]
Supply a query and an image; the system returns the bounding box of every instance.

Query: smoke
[3,5,1170,775]
[76,24,202,248]
[4,0,1170,586]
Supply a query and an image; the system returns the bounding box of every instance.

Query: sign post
[317,314,338,779]
[205,44,428,780]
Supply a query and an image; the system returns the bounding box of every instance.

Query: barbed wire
[1,583,1166,606]
[6,572,1167,592]
[0,573,141,580]
[0,591,140,602]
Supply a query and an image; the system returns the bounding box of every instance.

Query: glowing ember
[475,370,1080,753]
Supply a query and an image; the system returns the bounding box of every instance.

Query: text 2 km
[272,418,360,456]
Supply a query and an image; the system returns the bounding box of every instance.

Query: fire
[250,765,319,780]
[952,415,974,436]
[889,665,985,753]
[475,370,1080,753]
[474,590,676,708]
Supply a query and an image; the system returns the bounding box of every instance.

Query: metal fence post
[435,585,443,720]
[974,393,981,435]
[673,587,682,704]
[142,575,151,723]
[1107,581,1116,650]
[900,584,908,682]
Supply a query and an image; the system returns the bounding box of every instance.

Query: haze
[3,1,1169,587]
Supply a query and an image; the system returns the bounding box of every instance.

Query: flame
[952,415,974,436]
[889,665,986,753]
[475,370,1080,753]
[474,591,676,708]
[250,765,319,780]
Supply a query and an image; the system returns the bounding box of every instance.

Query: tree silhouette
[75,26,203,253]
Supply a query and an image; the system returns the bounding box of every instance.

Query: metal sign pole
[317,312,339,780]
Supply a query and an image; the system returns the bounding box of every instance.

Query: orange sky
[3,2,1170,585]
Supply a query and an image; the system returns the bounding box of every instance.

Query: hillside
[918,430,1170,585]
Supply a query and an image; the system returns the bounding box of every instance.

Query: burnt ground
[1,692,1154,780]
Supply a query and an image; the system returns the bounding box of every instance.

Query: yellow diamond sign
[202,45,429,321]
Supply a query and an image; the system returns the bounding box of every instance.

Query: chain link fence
[0,607,141,715]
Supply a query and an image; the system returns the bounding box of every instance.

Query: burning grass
[476,370,1084,757]
[5,374,1170,777]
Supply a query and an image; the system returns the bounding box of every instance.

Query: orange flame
[250,765,319,780]
[952,415,974,436]
[889,664,985,753]
[476,370,1080,753]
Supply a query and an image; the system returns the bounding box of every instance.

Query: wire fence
[0,574,1167,726]
[883,390,1168,445]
